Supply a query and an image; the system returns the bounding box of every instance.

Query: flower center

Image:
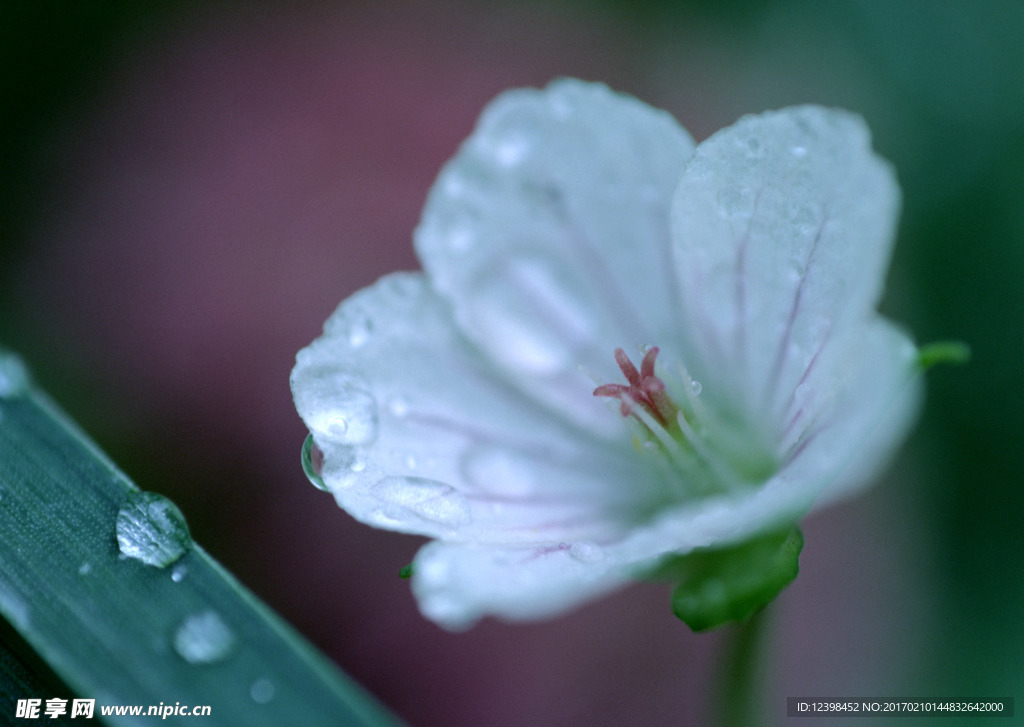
[593,347,678,429]
[593,347,777,497]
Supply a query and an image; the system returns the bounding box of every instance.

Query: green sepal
[399,563,413,579]
[653,528,803,632]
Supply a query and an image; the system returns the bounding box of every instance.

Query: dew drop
[307,387,378,446]
[347,316,373,348]
[691,380,703,396]
[173,610,235,664]
[790,145,808,158]
[116,491,192,568]
[371,477,471,528]
[387,397,409,418]
[716,187,754,220]
[171,564,188,583]
[493,132,529,167]
[461,446,536,496]
[789,203,821,234]
[0,352,30,398]
[301,434,329,491]
[743,136,764,158]
[78,562,92,576]
[250,678,275,704]
[465,257,592,376]
[569,541,604,563]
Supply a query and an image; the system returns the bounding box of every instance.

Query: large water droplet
[301,434,329,491]
[569,541,604,563]
[0,352,30,398]
[116,491,191,568]
[173,610,235,664]
[371,477,471,528]
[306,387,378,446]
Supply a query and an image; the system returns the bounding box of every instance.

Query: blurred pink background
[5,3,936,724]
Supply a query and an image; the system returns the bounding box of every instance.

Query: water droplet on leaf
[78,563,92,576]
[173,610,235,664]
[250,678,275,704]
[116,491,191,568]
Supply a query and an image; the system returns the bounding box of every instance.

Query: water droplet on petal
[717,187,754,220]
[372,477,471,528]
[569,541,604,563]
[492,132,530,167]
[387,397,409,418]
[250,678,275,704]
[171,564,188,583]
[789,203,821,234]
[0,352,30,398]
[743,136,764,158]
[465,257,593,376]
[461,446,537,497]
[307,387,378,445]
[347,316,373,348]
[691,380,703,396]
[173,610,235,664]
[301,434,329,491]
[790,145,808,158]
[116,491,191,568]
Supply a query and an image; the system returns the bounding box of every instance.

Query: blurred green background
[2,1,1021,724]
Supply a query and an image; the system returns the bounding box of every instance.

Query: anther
[594,347,678,427]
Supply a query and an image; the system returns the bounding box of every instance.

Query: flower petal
[415,79,696,426]
[412,540,629,630]
[778,318,923,507]
[670,106,901,425]
[291,273,663,543]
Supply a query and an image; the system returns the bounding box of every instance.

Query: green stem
[715,608,770,727]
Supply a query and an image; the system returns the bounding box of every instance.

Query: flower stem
[715,607,770,727]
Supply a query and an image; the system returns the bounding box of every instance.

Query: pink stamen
[594,347,677,426]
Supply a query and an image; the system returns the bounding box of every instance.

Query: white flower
[291,79,923,630]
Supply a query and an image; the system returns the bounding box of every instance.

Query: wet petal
[291,273,662,542]
[412,540,628,630]
[415,79,696,420]
[670,106,900,424]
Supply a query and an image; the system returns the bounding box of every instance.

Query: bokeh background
[2,1,1021,725]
